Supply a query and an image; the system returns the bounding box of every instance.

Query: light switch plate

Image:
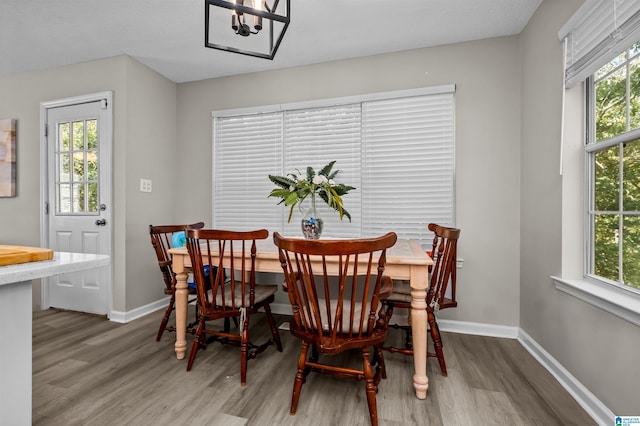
[140,178,152,193]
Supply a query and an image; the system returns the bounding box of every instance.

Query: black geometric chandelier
[205,0,290,60]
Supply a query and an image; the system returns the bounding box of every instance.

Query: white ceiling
[0,0,542,84]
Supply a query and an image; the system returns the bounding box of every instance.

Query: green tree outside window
[592,43,640,289]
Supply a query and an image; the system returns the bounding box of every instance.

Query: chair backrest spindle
[185,228,267,315]
[275,232,397,351]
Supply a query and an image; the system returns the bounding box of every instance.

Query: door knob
[95,219,107,226]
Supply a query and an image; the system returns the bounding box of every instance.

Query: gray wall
[123,58,177,311]
[176,36,523,328]
[0,56,177,313]
[520,0,640,413]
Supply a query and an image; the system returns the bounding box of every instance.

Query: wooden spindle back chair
[184,228,283,385]
[274,232,397,426]
[384,223,460,377]
[149,222,204,341]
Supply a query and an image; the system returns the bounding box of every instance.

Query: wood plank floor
[32,307,596,426]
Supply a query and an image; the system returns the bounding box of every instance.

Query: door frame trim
[39,91,113,315]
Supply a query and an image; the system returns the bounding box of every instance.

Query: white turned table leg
[410,266,429,399]
[173,255,188,360]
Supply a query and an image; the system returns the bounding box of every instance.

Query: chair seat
[311,298,369,333]
[208,283,278,307]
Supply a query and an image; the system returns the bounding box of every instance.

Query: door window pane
[58,153,70,182]
[87,151,98,180]
[73,152,84,181]
[59,183,71,213]
[72,121,84,150]
[78,183,86,213]
[72,183,83,213]
[58,123,69,150]
[87,119,97,149]
[87,183,98,212]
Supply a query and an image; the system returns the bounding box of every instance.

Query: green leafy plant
[268,161,356,222]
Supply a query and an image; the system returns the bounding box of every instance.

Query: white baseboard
[518,329,613,426]
[109,297,169,324]
[438,318,519,338]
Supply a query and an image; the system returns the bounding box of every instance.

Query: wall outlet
[140,178,152,193]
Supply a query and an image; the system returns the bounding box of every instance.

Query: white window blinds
[212,85,456,246]
[559,0,640,87]
[361,93,455,243]
[213,112,283,231]
[282,104,362,238]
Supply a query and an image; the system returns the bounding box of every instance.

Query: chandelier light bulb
[253,0,263,31]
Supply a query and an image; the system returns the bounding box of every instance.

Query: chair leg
[290,341,309,415]
[428,311,447,377]
[383,303,393,324]
[361,347,379,426]
[373,344,387,381]
[220,316,239,332]
[263,303,283,352]
[240,314,250,386]
[382,304,414,355]
[186,318,206,371]
[310,345,319,364]
[156,294,175,341]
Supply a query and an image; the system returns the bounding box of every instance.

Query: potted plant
[268,161,355,239]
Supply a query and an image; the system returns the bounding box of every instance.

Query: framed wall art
[0,118,17,197]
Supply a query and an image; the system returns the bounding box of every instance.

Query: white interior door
[43,93,112,316]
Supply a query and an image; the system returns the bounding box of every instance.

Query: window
[554,0,640,325]
[55,118,99,214]
[587,42,640,291]
[212,85,455,247]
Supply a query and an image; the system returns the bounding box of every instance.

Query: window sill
[551,276,640,327]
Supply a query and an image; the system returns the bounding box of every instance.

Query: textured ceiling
[0,0,542,83]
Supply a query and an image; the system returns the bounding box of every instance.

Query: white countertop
[0,251,110,285]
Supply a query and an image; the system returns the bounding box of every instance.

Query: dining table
[168,237,433,399]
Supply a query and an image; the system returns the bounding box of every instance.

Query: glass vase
[301,194,324,239]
